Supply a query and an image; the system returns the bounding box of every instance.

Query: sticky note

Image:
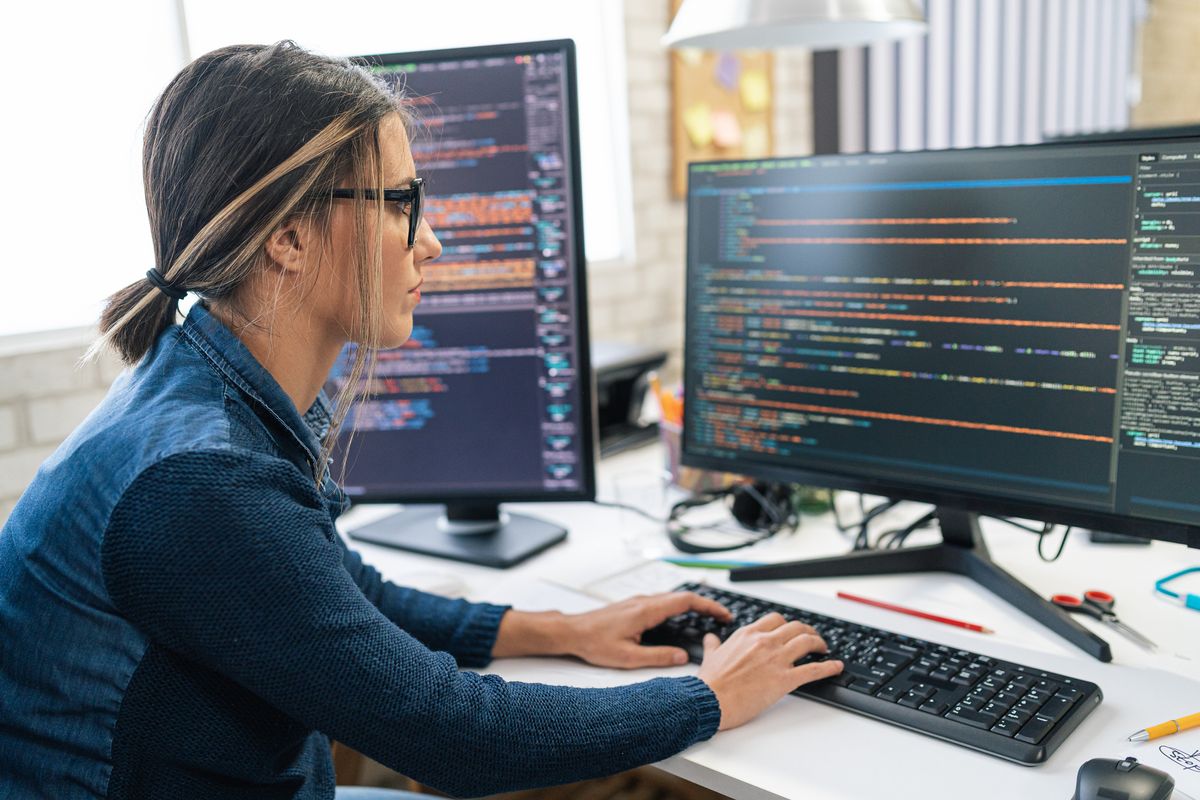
[683,103,714,147]
[715,52,740,91]
[744,123,770,157]
[740,70,770,112]
[712,110,742,148]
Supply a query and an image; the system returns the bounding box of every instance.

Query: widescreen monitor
[325,40,594,568]
[682,136,1200,658]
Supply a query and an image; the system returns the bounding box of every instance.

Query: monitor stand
[729,508,1113,662]
[349,502,567,569]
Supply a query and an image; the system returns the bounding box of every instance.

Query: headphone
[666,481,798,554]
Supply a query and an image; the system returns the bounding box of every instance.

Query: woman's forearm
[491,609,575,659]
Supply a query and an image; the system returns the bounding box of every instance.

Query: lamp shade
[662,0,927,49]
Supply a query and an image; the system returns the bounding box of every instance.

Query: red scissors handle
[1051,594,1105,620]
[1084,589,1116,613]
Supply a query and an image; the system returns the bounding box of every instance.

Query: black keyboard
[643,583,1102,765]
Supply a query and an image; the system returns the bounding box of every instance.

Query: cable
[592,499,665,524]
[1037,526,1072,562]
[851,499,901,550]
[986,515,1054,535]
[875,509,938,550]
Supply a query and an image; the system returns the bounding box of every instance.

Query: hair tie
[145,268,188,301]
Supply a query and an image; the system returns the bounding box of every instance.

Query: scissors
[1051,589,1158,652]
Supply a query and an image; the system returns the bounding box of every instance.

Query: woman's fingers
[637,591,732,628]
[768,620,821,641]
[790,658,845,687]
[620,644,691,668]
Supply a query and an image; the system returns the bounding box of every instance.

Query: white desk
[338,444,1200,800]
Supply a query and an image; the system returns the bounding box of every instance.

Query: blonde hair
[95,42,405,479]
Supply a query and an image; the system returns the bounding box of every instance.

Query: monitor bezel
[681,133,1200,549]
[341,39,598,507]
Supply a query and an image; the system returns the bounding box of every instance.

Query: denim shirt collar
[180,302,333,479]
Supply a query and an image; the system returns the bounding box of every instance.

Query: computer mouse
[1072,757,1175,800]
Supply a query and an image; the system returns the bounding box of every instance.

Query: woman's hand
[696,612,844,731]
[564,591,733,668]
[491,591,730,667]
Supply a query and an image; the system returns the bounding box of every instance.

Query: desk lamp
[662,0,926,50]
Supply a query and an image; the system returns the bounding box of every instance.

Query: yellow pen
[1127,711,1200,742]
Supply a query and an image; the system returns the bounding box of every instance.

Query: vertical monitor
[326,40,593,567]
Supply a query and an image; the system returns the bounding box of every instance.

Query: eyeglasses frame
[329,177,425,248]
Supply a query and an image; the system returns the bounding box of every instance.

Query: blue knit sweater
[0,303,721,800]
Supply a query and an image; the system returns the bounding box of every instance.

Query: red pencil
[836,591,995,634]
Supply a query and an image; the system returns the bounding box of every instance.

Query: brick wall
[0,3,813,524]
[0,331,125,521]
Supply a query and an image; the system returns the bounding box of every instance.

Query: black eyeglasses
[330,177,425,248]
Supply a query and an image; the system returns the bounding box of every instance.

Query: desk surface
[338,444,1200,800]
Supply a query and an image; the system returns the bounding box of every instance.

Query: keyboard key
[826,671,855,687]
[848,678,881,694]
[845,662,877,679]
[991,717,1021,738]
[982,701,1008,718]
[967,684,996,702]
[951,671,976,686]
[1013,697,1044,717]
[875,683,907,702]
[1004,708,1034,726]
[1035,679,1061,694]
[919,699,949,716]
[898,691,927,708]
[995,690,1022,706]
[869,666,894,682]
[1039,695,1076,723]
[1025,688,1051,704]
[1015,714,1056,744]
[947,705,1000,731]
[962,695,987,711]
[1009,674,1035,690]
[929,668,958,687]
[911,659,936,677]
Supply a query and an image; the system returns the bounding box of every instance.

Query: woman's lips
[409,279,423,294]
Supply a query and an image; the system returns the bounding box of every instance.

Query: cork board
[669,0,775,198]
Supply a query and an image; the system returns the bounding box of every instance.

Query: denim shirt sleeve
[337,539,509,664]
[100,449,720,797]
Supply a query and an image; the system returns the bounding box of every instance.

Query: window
[0,1,633,338]
[0,1,188,337]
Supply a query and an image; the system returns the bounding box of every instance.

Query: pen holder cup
[659,420,742,495]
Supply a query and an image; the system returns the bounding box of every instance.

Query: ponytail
[95,277,181,365]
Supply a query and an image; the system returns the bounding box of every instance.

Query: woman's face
[323,113,441,349]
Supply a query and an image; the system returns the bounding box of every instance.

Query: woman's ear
[263,219,313,277]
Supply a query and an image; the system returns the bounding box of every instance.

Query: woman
[0,42,842,800]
